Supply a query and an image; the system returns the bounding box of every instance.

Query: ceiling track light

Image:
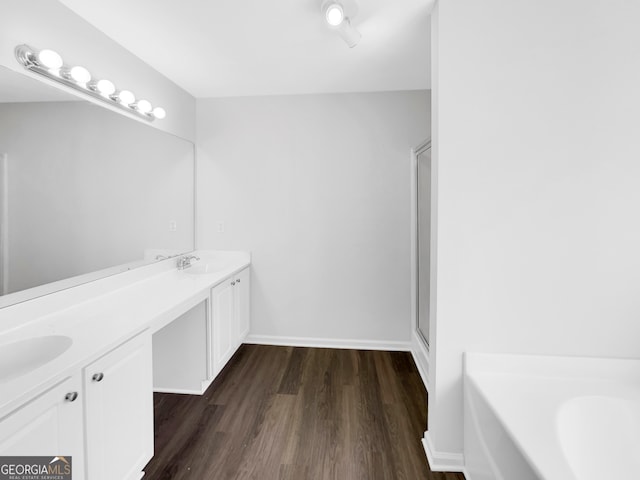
[14,44,166,122]
[336,18,362,48]
[321,0,361,47]
[325,3,345,26]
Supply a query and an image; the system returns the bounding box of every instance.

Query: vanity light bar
[15,44,166,122]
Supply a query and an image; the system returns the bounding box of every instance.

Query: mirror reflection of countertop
[0,250,250,419]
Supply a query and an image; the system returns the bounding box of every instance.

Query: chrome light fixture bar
[15,44,166,122]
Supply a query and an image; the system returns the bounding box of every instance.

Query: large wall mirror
[0,66,195,308]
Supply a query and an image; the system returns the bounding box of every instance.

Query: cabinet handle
[92,373,105,382]
[65,392,78,402]
[231,281,236,286]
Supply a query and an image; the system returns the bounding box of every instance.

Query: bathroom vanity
[0,251,250,480]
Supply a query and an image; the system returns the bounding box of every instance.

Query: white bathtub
[463,353,640,480]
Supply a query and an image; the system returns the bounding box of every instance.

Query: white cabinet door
[211,279,235,376]
[0,375,85,479]
[234,267,250,346]
[210,267,251,379]
[84,333,153,480]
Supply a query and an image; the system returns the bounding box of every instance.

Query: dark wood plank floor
[144,345,466,480]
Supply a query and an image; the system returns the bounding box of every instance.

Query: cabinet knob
[231,281,236,286]
[236,279,241,283]
[65,392,78,402]
[92,372,105,382]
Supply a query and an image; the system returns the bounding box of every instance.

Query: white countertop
[0,250,250,419]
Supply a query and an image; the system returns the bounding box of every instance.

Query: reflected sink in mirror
[0,335,73,382]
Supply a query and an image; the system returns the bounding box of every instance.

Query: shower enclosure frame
[410,139,435,389]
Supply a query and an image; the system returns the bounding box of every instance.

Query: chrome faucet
[177,255,200,270]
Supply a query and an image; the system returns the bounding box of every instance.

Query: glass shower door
[416,146,431,347]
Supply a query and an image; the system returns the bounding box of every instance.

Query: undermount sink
[0,335,73,382]
[185,262,231,275]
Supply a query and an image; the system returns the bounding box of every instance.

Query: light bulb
[136,99,152,114]
[37,49,63,70]
[152,107,166,119]
[117,90,135,106]
[96,79,116,96]
[325,3,344,26]
[70,66,91,84]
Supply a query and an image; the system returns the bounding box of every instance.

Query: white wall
[0,0,195,141]
[197,91,429,345]
[430,0,640,460]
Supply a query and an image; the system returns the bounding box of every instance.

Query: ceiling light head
[325,2,344,26]
[320,0,361,47]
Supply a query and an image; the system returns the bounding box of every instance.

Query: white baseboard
[413,343,466,475]
[422,430,465,472]
[244,334,411,352]
[153,387,203,395]
[410,331,430,392]
[201,377,214,393]
[153,376,212,396]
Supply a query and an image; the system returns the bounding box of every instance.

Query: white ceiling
[59,0,432,99]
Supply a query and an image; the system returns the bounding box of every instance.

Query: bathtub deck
[144,344,466,479]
